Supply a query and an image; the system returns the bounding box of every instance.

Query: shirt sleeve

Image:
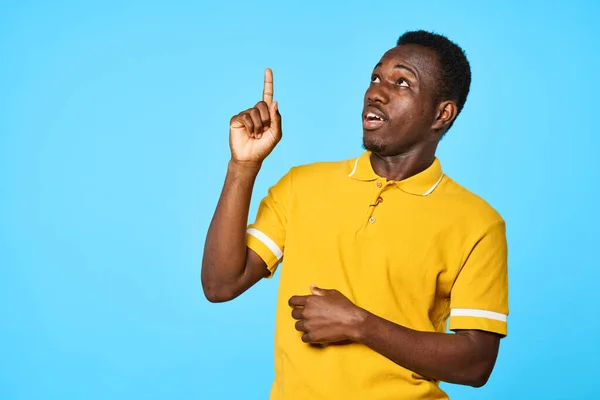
[449,220,509,336]
[246,169,292,277]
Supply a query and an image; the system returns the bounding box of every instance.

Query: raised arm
[201,69,282,303]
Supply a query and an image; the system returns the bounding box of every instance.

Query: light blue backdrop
[1,1,599,399]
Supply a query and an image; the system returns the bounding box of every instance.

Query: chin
[362,136,388,154]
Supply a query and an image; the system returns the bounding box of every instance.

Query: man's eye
[371,75,380,83]
[397,79,409,87]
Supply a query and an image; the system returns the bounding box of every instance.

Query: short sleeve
[449,220,509,336]
[246,169,292,276]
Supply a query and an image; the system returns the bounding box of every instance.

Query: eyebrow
[373,62,418,79]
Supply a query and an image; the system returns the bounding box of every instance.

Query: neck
[370,144,437,181]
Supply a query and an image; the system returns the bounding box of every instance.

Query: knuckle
[256,102,270,116]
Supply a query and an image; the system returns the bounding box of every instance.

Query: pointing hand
[229,68,282,166]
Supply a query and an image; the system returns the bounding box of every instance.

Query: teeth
[367,112,382,121]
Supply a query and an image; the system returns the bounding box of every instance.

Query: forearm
[355,312,498,387]
[201,160,261,300]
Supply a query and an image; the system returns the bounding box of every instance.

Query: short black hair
[397,30,471,129]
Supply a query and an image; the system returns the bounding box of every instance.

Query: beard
[362,136,388,154]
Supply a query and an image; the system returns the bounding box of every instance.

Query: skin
[201,69,276,303]
[202,46,501,388]
[363,44,456,180]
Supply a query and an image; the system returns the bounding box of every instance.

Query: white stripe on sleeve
[450,308,507,322]
[247,228,283,260]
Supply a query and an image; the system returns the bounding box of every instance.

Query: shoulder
[438,175,505,229]
[287,157,355,183]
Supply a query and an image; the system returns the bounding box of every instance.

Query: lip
[362,105,389,131]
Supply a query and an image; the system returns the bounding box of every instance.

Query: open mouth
[363,109,388,130]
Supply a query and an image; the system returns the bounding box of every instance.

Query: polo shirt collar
[347,151,444,196]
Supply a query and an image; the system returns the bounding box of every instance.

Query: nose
[366,83,390,105]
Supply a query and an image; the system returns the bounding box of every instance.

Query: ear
[431,100,457,134]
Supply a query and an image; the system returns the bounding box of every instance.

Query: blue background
[1,1,599,399]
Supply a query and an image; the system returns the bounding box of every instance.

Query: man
[202,30,508,400]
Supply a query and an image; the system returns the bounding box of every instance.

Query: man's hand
[229,68,282,166]
[289,285,367,344]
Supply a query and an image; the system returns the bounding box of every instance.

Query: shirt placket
[358,179,392,232]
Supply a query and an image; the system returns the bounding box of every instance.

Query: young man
[202,31,509,400]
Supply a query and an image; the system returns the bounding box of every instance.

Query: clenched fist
[289,285,367,345]
[229,68,282,165]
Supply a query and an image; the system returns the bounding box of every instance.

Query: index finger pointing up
[263,68,274,105]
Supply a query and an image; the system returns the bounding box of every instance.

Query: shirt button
[377,197,383,203]
[369,216,376,224]
[376,182,382,188]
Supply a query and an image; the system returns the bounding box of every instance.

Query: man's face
[362,44,441,156]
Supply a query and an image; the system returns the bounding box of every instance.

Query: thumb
[270,101,282,136]
[310,284,328,296]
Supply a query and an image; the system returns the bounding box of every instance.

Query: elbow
[201,261,235,303]
[203,286,225,303]
[204,291,233,303]
[202,281,238,303]
[450,357,495,387]
[468,376,489,388]
[452,331,499,388]
[465,365,493,388]
[201,274,239,303]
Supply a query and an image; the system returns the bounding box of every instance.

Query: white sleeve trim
[450,308,507,322]
[247,228,283,260]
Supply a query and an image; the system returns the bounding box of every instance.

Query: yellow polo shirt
[246,151,509,400]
